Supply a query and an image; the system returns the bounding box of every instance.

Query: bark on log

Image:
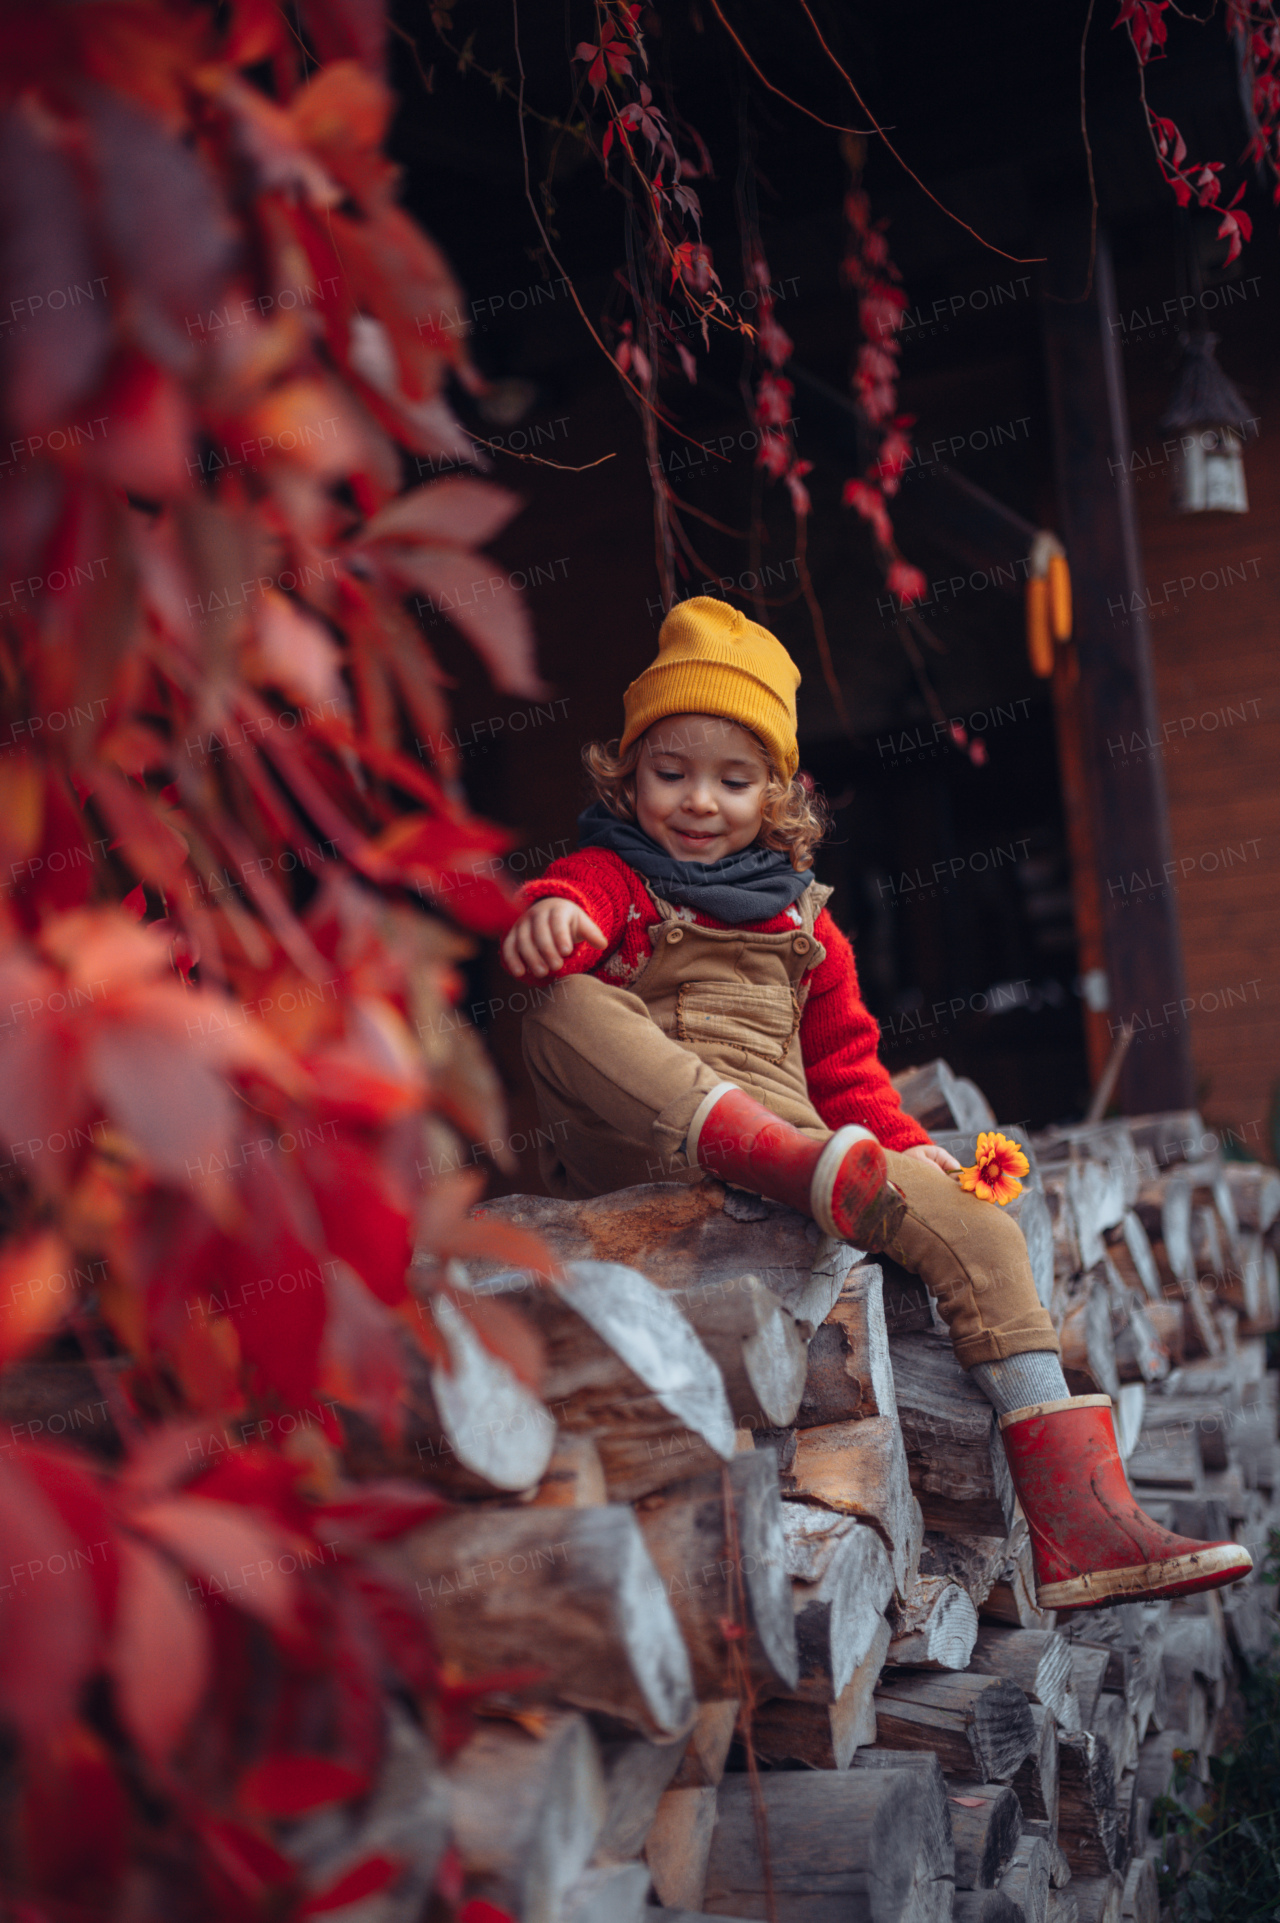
[670,1701,739,1789]
[703,1765,953,1923]
[849,1749,958,1922]
[671,1270,809,1433]
[1057,1730,1119,1877]
[445,1712,605,1923]
[783,1505,896,1700]
[872,1673,1038,1783]
[774,1417,923,1600]
[1112,1301,1168,1386]
[886,1575,980,1671]
[1011,1704,1059,1832]
[526,1434,607,1508]
[999,1834,1051,1923]
[751,1617,891,1770]
[644,1786,718,1913]
[795,1262,895,1428]
[475,1180,854,1331]
[1066,1647,1113,1732]
[637,1451,798,1698]
[397,1503,694,1738]
[1091,1693,1136,1778]
[1126,1111,1206,1172]
[946,1781,1023,1889]
[889,1330,1017,1538]
[969,1627,1082,1731]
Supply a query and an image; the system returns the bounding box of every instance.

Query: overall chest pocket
[674,979,801,1063]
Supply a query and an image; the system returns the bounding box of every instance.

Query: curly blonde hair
[582,728,829,872]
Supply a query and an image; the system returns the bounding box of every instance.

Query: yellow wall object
[1026,577,1054,677]
[1048,553,1072,642]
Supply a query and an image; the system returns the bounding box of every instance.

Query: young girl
[500,595,1249,1611]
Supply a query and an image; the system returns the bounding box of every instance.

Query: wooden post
[1041,226,1194,1112]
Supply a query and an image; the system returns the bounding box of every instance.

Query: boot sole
[1038,1540,1254,1610]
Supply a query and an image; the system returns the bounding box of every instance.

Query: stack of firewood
[4,1069,1275,1923]
[365,1068,1276,1923]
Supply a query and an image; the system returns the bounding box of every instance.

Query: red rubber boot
[686,1081,905,1247]
[1001,1394,1253,1611]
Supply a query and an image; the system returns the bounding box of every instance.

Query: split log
[663,1270,810,1434]
[1011,1704,1059,1832]
[1133,1174,1192,1288]
[1120,1854,1158,1923]
[1090,1692,1137,1778]
[637,1450,798,1698]
[644,1787,717,1913]
[591,1734,687,1864]
[751,1617,891,1770]
[1057,1729,1119,1877]
[881,1256,939,1336]
[946,1781,1023,1889]
[998,1834,1051,1923]
[1106,1213,1163,1304]
[283,1706,448,1923]
[954,1895,1025,1923]
[783,1505,896,1700]
[872,1672,1037,1782]
[1113,1302,1168,1385]
[1070,1874,1125,1923]
[1123,1431,1203,1494]
[1140,1298,1184,1366]
[1067,1648,1111,1732]
[670,1701,738,1789]
[1220,1230,1265,1322]
[475,1179,854,1333]
[969,1627,1081,1731]
[886,1575,979,1670]
[560,1864,650,1923]
[526,1435,607,1508]
[889,1330,1017,1538]
[1060,1268,1121,1400]
[1174,1280,1224,1362]
[1046,1896,1079,1923]
[398,1503,694,1738]
[893,1058,994,1133]
[1224,1162,1280,1235]
[704,1764,954,1923]
[981,1525,1055,1631]
[488,1258,737,1501]
[1190,1205,1224,1286]
[445,1712,605,1923]
[795,1262,895,1428]
[1126,1111,1206,1172]
[849,1749,958,1922]
[919,1530,1011,1613]
[773,1417,923,1600]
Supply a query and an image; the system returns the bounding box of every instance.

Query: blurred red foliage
[0,1,540,1914]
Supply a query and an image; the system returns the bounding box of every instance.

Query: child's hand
[903,1142,963,1176]
[501,896,608,978]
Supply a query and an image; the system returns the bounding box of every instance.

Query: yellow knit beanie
[620,597,801,780]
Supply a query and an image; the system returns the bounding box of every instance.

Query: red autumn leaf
[129,1494,298,1631]
[317,1258,409,1436]
[198,1816,297,1899]
[300,1855,403,1914]
[109,1534,211,1761]
[22,1721,130,1904]
[17,1446,120,1631]
[361,476,521,549]
[458,1903,516,1923]
[238,1754,369,1817]
[0,1455,99,1742]
[314,1484,450,1546]
[377,544,547,700]
[307,1134,412,1305]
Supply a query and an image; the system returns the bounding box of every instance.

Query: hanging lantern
[1160,332,1251,514]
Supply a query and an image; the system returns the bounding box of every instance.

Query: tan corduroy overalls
[522,882,1057,1366]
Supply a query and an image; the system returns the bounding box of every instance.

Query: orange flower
[957,1131,1030,1206]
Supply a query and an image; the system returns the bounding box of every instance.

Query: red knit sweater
[514,847,931,1155]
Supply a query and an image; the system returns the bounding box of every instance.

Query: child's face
[635,713,770,863]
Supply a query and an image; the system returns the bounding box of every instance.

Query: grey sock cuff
[969,1351,1071,1417]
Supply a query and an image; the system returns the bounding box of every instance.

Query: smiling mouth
[673,827,720,842]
